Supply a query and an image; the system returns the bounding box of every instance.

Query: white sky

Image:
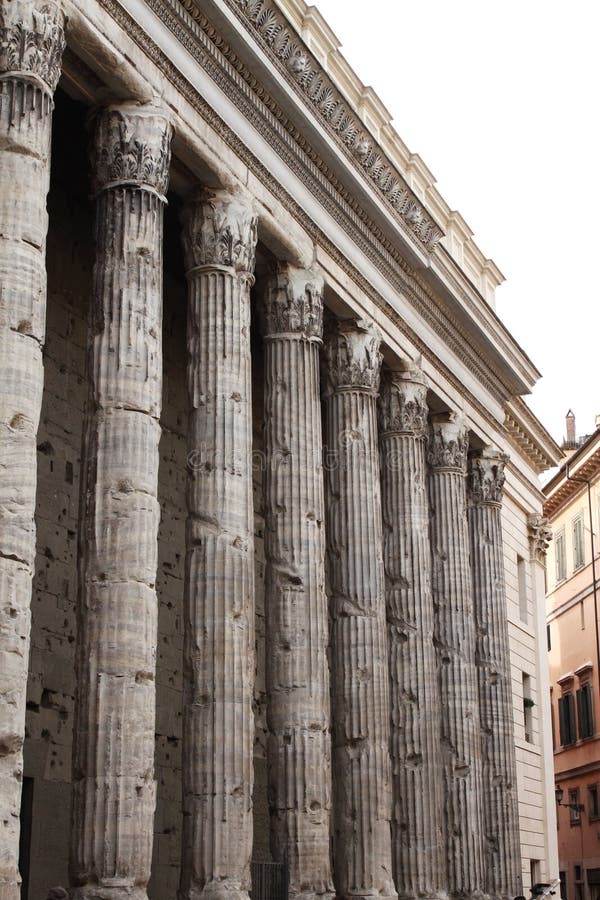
[314,0,599,447]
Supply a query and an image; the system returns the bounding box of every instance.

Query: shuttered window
[577,683,595,739]
[555,530,566,582]
[573,515,585,570]
[558,692,576,745]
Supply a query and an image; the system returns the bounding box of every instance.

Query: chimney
[596,414,600,430]
[564,409,576,449]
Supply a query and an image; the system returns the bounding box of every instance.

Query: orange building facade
[546,423,600,900]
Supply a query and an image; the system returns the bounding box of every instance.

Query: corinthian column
[427,415,484,900]
[0,5,64,899]
[261,264,333,900]
[378,370,445,900]
[179,189,257,900]
[323,320,396,900]
[70,105,172,900]
[467,450,521,900]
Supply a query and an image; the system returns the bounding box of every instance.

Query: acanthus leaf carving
[527,514,552,564]
[91,105,172,198]
[0,0,65,91]
[262,263,323,339]
[325,319,382,393]
[181,188,258,274]
[378,368,428,438]
[427,413,469,471]
[467,448,509,506]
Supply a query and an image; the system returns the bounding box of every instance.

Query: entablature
[63,0,549,449]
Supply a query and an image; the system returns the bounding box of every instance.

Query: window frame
[573,513,585,571]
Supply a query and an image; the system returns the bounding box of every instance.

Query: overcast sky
[314,0,599,448]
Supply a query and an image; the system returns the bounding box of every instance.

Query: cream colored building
[0,1,561,900]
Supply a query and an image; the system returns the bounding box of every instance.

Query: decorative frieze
[261,264,333,899]
[527,514,552,564]
[379,370,445,900]
[0,5,64,898]
[428,414,485,899]
[467,449,522,899]
[223,0,443,251]
[179,188,258,900]
[71,105,172,900]
[323,321,396,900]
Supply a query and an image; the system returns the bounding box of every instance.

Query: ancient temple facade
[0,2,561,900]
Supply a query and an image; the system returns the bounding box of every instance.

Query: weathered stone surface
[261,264,333,900]
[427,414,485,900]
[378,370,446,900]
[323,321,396,900]
[0,4,64,898]
[70,104,172,900]
[179,189,258,900]
[467,449,521,900]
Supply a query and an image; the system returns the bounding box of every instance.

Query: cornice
[543,431,600,519]
[504,398,563,475]
[138,0,527,405]
[91,0,535,437]
[215,0,443,254]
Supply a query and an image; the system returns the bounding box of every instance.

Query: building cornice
[543,430,600,517]
[504,397,563,475]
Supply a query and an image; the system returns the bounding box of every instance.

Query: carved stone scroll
[70,104,172,900]
[179,188,258,900]
[467,449,522,900]
[378,370,446,900]
[261,263,333,900]
[0,4,64,898]
[427,415,485,900]
[323,320,396,900]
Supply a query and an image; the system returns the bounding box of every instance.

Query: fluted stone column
[0,5,64,899]
[70,105,172,900]
[262,264,334,900]
[467,449,521,900]
[324,320,396,900]
[427,415,484,900]
[378,370,445,900]
[180,189,258,900]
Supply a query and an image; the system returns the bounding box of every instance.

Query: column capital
[527,514,552,564]
[467,447,509,507]
[378,365,428,437]
[181,187,258,276]
[261,262,323,339]
[0,0,65,92]
[427,412,468,472]
[324,318,382,393]
[90,104,172,199]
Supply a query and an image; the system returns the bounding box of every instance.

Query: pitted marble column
[0,5,64,899]
[378,370,445,900]
[324,321,396,900]
[70,105,172,900]
[467,450,521,900]
[262,264,334,900]
[180,189,258,900]
[427,415,484,900]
